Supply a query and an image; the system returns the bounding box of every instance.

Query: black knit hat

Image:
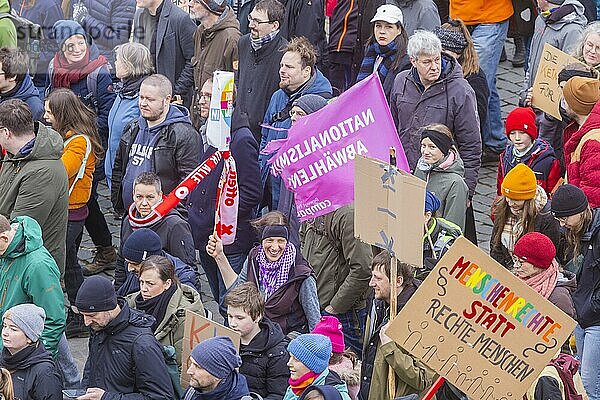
[261,225,289,241]
[122,228,162,264]
[74,276,118,313]
[551,184,589,217]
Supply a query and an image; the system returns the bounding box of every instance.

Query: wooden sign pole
[388,255,398,400]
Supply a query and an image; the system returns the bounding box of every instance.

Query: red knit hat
[505,107,538,140]
[513,232,556,269]
[311,316,345,353]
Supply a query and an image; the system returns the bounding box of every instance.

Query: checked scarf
[356,41,398,82]
[251,29,280,51]
[256,242,296,299]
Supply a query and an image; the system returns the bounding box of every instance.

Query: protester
[491,164,561,269]
[421,191,462,271]
[223,282,290,399]
[0,304,62,400]
[390,30,481,200]
[562,76,600,208]
[116,172,196,290]
[355,4,410,99]
[498,107,561,197]
[414,124,469,230]
[189,0,240,126]
[111,74,201,216]
[513,232,576,318]
[133,0,196,103]
[119,228,199,296]
[183,336,250,400]
[359,250,432,400]
[449,0,513,161]
[300,204,373,356]
[0,215,66,357]
[550,184,600,400]
[207,219,321,334]
[285,334,351,400]
[76,275,174,400]
[259,37,332,211]
[44,88,104,338]
[0,48,43,120]
[0,99,68,273]
[434,20,489,137]
[106,43,154,187]
[126,255,204,370]
[236,0,287,141]
[574,21,600,74]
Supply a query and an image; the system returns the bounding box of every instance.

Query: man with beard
[235,0,287,142]
[259,37,332,211]
[111,73,200,218]
[75,275,173,400]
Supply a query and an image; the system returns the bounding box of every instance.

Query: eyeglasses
[584,41,600,53]
[198,92,211,101]
[247,15,273,24]
[554,215,568,224]
[289,109,307,118]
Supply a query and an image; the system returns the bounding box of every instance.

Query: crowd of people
[1,0,600,399]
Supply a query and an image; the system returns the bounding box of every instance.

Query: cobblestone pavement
[67,42,525,372]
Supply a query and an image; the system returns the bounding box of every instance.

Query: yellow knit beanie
[501,163,537,200]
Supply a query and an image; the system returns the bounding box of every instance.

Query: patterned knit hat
[500,163,537,200]
[434,26,468,54]
[288,334,332,374]
[197,0,226,15]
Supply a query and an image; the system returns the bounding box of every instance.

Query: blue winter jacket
[11,0,63,89]
[73,0,136,64]
[106,81,141,188]
[0,74,43,121]
[259,69,332,209]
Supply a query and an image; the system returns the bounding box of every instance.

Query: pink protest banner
[263,74,409,221]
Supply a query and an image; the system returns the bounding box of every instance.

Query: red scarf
[52,49,108,89]
[288,371,319,395]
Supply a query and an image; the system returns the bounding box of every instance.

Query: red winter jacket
[564,101,600,208]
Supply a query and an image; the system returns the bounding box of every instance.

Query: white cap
[370,4,403,25]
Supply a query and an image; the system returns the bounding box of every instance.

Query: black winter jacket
[188,116,262,256]
[239,318,290,400]
[465,68,489,137]
[111,106,201,214]
[573,208,600,329]
[82,301,173,400]
[0,344,62,400]
[279,0,327,69]
[235,33,287,142]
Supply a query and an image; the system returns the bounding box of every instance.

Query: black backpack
[0,10,42,74]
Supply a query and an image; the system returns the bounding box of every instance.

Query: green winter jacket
[0,216,66,357]
[0,0,17,48]
[127,284,205,367]
[300,205,373,313]
[414,150,469,231]
[0,124,69,273]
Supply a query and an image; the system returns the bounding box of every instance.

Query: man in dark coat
[133,0,196,102]
[76,275,173,400]
[236,0,287,142]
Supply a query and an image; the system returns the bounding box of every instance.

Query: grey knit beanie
[292,94,328,115]
[4,304,46,342]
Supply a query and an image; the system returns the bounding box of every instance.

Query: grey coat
[414,150,469,231]
[397,0,440,36]
[390,55,481,198]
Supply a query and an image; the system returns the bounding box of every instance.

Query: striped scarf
[251,29,280,51]
[256,242,296,299]
[356,41,398,82]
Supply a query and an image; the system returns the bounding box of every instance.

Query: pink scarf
[524,259,558,298]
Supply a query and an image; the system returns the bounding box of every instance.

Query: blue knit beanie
[190,336,242,379]
[287,333,332,374]
[122,228,163,264]
[425,191,441,213]
[53,20,86,49]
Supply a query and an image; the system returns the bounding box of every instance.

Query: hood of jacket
[565,99,600,154]
[5,124,63,162]
[2,216,44,259]
[0,74,38,103]
[556,270,577,293]
[542,0,587,31]
[416,149,465,176]
[0,342,53,370]
[0,0,9,13]
[202,7,240,36]
[137,104,192,132]
[243,318,287,353]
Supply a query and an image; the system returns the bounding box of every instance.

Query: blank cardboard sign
[354,155,426,267]
[180,310,241,387]
[386,237,577,400]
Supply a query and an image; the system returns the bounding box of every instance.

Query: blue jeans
[471,20,509,153]
[575,324,600,400]
[323,307,367,358]
[57,333,81,388]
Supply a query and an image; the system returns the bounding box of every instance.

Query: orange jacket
[61,130,96,210]
[450,0,514,25]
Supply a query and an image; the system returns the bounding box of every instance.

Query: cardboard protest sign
[206,71,235,150]
[531,43,585,120]
[263,73,410,221]
[354,155,426,267]
[181,310,241,387]
[386,237,577,400]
